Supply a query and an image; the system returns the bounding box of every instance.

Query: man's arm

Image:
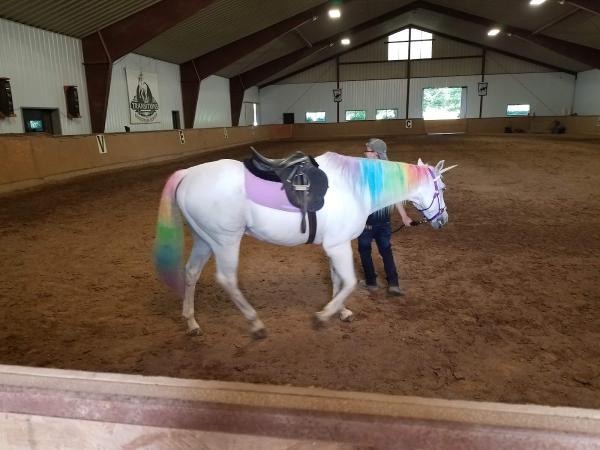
[395,203,413,227]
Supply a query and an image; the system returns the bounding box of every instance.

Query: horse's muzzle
[430,212,448,229]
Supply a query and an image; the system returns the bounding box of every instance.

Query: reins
[391,218,428,234]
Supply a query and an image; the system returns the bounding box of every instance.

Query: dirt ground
[1,134,599,409]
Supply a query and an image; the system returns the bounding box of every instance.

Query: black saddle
[247,147,329,240]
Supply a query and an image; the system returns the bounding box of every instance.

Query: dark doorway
[172,110,181,129]
[22,108,61,135]
[283,113,295,124]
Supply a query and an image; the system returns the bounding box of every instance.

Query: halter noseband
[416,168,445,223]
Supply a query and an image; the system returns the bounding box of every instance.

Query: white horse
[154,151,455,338]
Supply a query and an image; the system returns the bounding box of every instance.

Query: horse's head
[413,158,457,230]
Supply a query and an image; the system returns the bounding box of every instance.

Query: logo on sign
[333,89,342,103]
[478,82,488,96]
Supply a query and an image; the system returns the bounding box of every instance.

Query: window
[305,111,326,122]
[506,104,530,116]
[422,87,464,120]
[345,110,366,121]
[388,28,432,61]
[28,120,43,131]
[376,109,398,120]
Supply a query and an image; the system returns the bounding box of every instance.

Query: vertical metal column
[336,56,340,123]
[479,49,486,119]
[405,28,411,119]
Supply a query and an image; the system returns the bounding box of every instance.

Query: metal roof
[0,0,162,38]
[0,0,598,80]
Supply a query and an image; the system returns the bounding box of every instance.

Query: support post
[479,49,486,119]
[405,28,411,120]
[336,56,340,123]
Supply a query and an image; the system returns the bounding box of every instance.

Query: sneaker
[388,285,405,297]
[358,280,378,292]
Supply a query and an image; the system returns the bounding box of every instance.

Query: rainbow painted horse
[154,151,455,338]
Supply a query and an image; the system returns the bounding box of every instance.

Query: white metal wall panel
[239,87,259,126]
[485,51,553,74]
[194,75,232,128]
[105,53,183,133]
[408,76,482,118]
[339,34,481,64]
[483,73,575,117]
[259,72,576,123]
[574,69,600,115]
[259,82,337,124]
[433,36,481,58]
[339,39,388,63]
[0,18,91,135]
[340,62,407,81]
[411,57,482,78]
[340,79,408,120]
[276,60,336,84]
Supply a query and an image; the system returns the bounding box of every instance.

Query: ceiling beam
[415,24,576,74]
[180,0,357,128]
[532,8,580,34]
[260,21,575,89]
[230,1,420,124]
[82,0,217,133]
[417,1,600,69]
[261,25,411,87]
[566,0,600,15]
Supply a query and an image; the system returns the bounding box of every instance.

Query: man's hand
[396,203,414,227]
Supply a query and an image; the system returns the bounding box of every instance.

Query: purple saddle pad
[244,167,300,212]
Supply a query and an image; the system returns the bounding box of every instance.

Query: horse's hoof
[339,310,354,322]
[312,314,327,330]
[187,327,202,336]
[252,328,267,340]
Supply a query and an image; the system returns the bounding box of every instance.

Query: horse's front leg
[213,241,266,339]
[183,236,212,335]
[330,262,353,322]
[317,241,357,324]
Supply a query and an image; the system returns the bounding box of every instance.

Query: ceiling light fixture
[341,38,350,45]
[487,28,501,36]
[328,8,341,18]
[529,0,547,5]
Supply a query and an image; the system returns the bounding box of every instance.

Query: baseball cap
[366,138,388,160]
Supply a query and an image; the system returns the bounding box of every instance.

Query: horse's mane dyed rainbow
[318,152,429,211]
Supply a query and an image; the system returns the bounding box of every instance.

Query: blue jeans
[357,222,399,287]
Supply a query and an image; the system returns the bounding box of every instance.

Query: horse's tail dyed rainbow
[153,170,187,297]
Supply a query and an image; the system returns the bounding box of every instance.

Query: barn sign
[126,68,160,124]
[333,88,342,103]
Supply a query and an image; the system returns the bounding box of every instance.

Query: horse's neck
[317,153,427,214]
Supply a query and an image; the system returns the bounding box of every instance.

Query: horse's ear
[439,164,458,175]
[417,158,425,166]
[435,160,445,173]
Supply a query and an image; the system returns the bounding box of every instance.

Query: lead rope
[391,218,428,234]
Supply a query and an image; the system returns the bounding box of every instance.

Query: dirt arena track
[1,134,599,408]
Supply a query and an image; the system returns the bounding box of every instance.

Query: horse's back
[176,160,247,240]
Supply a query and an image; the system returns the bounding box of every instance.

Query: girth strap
[307,211,317,244]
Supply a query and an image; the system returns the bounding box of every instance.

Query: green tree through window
[422,87,462,120]
[345,110,366,121]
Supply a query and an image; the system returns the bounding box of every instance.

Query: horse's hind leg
[183,235,212,335]
[213,240,266,339]
[330,262,353,322]
[316,241,357,323]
